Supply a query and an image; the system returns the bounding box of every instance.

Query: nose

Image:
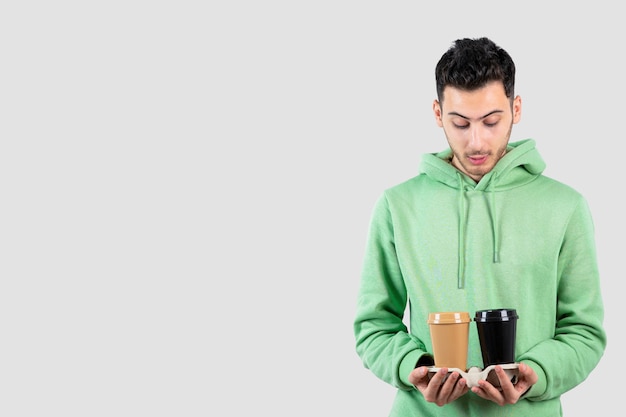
[468,125,486,147]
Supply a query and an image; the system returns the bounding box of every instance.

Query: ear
[512,95,522,124]
[433,99,444,127]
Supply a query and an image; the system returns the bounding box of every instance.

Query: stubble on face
[446,122,512,182]
[435,82,519,182]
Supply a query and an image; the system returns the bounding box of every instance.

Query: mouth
[468,155,488,165]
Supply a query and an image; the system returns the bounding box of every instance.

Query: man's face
[433,80,522,182]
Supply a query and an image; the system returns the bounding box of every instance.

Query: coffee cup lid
[474,309,518,322]
[427,312,471,324]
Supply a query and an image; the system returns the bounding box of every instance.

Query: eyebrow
[447,110,504,120]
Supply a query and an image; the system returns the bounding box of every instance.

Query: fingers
[494,365,519,404]
[445,372,468,403]
[429,367,450,386]
[420,367,448,402]
[471,365,524,405]
[471,379,506,405]
[435,372,459,406]
[424,369,469,406]
[513,362,538,397]
[411,367,473,406]
[418,363,537,406]
[409,366,431,389]
[518,362,538,385]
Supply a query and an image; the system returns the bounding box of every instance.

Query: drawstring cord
[490,172,500,263]
[456,171,500,289]
[456,172,466,289]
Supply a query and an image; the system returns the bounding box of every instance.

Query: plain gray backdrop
[2,1,620,415]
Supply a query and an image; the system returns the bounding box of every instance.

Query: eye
[453,123,469,130]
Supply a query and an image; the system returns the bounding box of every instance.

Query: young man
[353,37,606,416]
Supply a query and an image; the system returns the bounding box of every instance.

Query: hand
[409,366,470,406]
[470,362,538,405]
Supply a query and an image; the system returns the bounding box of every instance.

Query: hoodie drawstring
[456,172,466,289]
[456,171,500,289]
[490,172,500,263]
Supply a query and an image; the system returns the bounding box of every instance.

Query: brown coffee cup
[427,312,471,370]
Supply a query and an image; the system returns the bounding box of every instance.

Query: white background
[1,2,621,416]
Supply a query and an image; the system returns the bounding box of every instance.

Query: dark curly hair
[435,37,515,103]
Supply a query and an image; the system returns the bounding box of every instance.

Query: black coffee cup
[474,309,518,367]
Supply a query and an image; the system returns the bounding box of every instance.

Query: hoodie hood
[418,139,546,288]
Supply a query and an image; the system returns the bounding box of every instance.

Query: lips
[468,155,488,165]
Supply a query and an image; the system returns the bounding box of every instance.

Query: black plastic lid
[474,308,518,322]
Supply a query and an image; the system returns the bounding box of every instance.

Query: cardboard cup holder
[427,363,519,388]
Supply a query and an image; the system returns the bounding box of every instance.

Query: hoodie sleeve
[353,194,431,390]
[519,196,607,400]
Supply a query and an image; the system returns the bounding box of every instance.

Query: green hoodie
[354,139,606,416]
